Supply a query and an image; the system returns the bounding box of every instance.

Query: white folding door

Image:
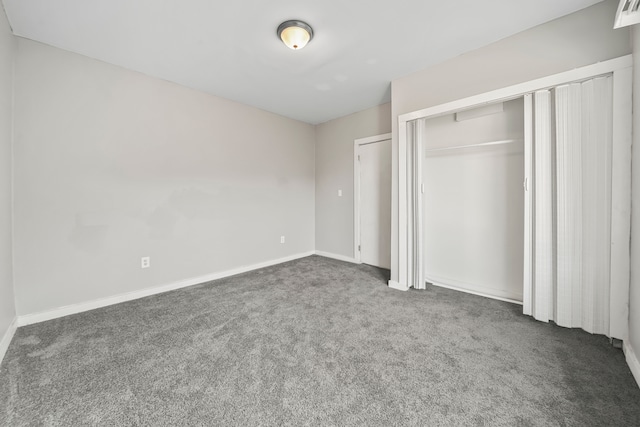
[524,76,624,337]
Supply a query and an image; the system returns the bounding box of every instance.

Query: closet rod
[424,138,522,153]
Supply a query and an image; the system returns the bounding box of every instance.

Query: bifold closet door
[555,83,584,329]
[524,76,613,336]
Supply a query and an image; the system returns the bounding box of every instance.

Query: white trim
[624,341,640,388]
[425,274,523,305]
[399,55,632,123]
[354,133,391,146]
[522,93,533,316]
[388,280,410,291]
[315,250,360,264]
[0,317,17,366]
[411,120,425,290]
[354,133,392,263]
[428,281,522,306]
[354,142,361,263]
[398,121,408,288]
[17,251,315,326]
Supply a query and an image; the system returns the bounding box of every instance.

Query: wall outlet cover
[141,257,150,268]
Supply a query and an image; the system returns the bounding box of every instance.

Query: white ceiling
[2,0,603,124]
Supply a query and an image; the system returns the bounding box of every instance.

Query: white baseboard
[388,280,410,291]
[426,274,523,305]
[315,250,359,264]
[624,341,640,388]
[429,281,523,305]
[17,251,315,327]
[0,317,17,366]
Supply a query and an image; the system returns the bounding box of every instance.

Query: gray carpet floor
[1,255,639,426]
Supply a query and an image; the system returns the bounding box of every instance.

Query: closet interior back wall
[423,98,525,303]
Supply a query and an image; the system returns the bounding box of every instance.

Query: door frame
[354,133,392,263]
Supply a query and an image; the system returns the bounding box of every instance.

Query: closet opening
[422,98,525,304]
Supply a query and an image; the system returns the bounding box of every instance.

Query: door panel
[359,139,392,269]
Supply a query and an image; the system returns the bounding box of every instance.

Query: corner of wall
[0,316,17,365]
[10,24,17,319]
[0,3,18,366]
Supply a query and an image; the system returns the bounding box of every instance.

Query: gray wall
[630,26,640,378]
[389,0,631,283]
[315,103,391,258]
[0,7,16,338]
[12,38,316,316]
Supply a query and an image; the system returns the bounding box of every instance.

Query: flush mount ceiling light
[277,20,313,50]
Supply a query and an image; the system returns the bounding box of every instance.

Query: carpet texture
[1,255,639,426]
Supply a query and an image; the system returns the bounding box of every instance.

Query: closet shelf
[424,138,522,153]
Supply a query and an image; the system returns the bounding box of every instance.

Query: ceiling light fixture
[277,20,313,50]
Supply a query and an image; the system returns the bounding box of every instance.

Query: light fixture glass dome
[277,20,313,50]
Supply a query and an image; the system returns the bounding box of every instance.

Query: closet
[422,99,524,303]
[396,55,632,340]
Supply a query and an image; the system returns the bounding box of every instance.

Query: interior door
[359,139,392,269]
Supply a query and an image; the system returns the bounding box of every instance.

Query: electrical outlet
[141,256,150,268]
[280,236,285,244]
[338,189,342,197]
